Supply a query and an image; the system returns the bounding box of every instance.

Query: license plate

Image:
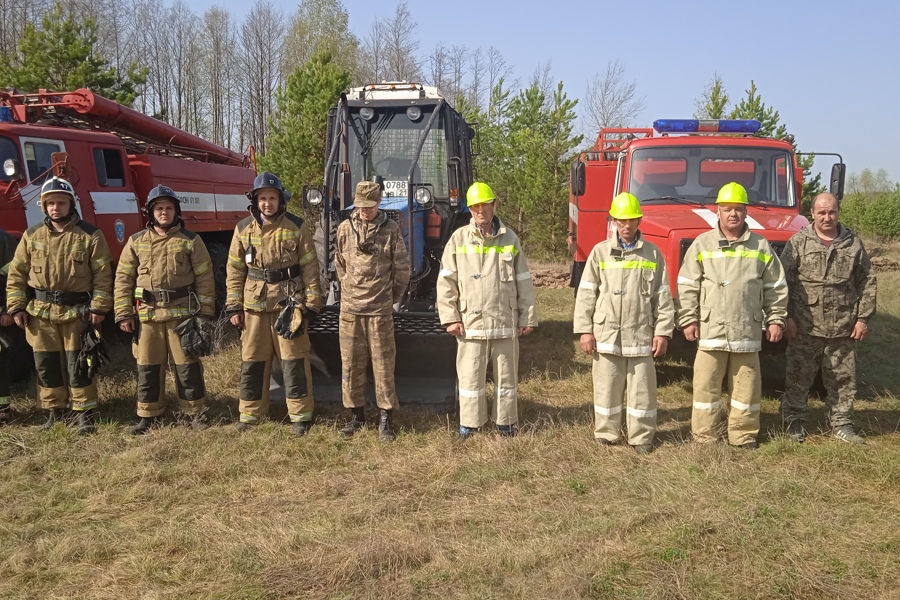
[383,180,408,198]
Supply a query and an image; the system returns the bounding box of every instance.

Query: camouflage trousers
[592,353,657,445]
[25,318,98,411]
[691,350,761,446]
[782,334,856,428]
[239,311,313,424]
[339,313,398,410]
[133,320,205,418]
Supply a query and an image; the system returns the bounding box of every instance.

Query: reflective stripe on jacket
[780,224,876,338]
[676,225,788,352]
[436,217,537,339]
[225,212,323,314]
[573,234,675,356]
[114,223,216,323]
[335,210,410,316]
[6,217,113,323]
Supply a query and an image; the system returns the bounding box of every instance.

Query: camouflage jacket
[677,225,788,352]
[780,224,876,338]
[0,229,17,315]
[436,216,538,339]
[6,216,113,323]
[225,212,323,314]
[114,222,215,323]
[335,210,410,316]
[573,233,675,357]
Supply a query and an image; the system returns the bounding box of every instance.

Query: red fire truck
[0,88,256,271]
[568,119,846,295]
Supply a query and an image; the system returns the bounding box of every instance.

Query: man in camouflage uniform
[677,182,788,449]
[335,181,410,441]
[437,181,538,438]
[6,177,113,434]
[573,193,675,454]
[226,172,323,435]
[115,185,216,434]
[0,228,18,424]
[781,193,876,444]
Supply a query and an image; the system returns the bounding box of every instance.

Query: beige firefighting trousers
[691,349,761,446]
[592,353,657,445]
[133,320,205,418]
[239,311,314,423]
[456,336,519,429]
[26,318,98,411]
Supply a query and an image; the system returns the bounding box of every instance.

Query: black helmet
[246,171,286,218]
[40,176,77,221]
[143,184,182,228]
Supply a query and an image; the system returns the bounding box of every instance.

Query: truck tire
[206,242,228,316]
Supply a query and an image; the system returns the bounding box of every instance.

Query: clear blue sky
[197,0,899,182]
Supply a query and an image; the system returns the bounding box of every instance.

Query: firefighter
[437,181,538,438]
[0,228,18,425]
[676,182,788,449]
[335,181,410,441]
[225,172,323,434]
[780,193,876,444]
[6,177,113,434]
[114,185,215,434]
[573,193,675,453]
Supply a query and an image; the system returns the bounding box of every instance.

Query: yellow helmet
[466,181,496,207]
[716,182,748,205]
[609,192,643,220]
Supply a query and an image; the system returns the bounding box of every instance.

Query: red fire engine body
[568,119,845,296]
[0,88,255,264]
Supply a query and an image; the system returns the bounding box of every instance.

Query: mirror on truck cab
[830,163,846,200]
[571,161,585,197]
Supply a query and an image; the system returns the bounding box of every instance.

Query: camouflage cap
[354,181,382,208]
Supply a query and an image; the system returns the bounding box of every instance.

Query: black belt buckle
[44,290,63,304]
[156,289,172,304]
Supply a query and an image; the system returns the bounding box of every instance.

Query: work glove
[175,316,213,358]
[274,297,307,340]
[75,326,110,380]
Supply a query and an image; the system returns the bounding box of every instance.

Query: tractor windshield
[346,105,449,199]
[628,145,796,207]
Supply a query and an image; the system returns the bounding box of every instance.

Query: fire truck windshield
[347,106,448,198]
[628,145,795,207]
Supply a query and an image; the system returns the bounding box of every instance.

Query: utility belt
[135,285,193,305]
[29,288,92,306]
[248,264,302,284]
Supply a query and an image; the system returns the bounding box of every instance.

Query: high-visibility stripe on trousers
[592,353,657,445]
[25,318,98,411]
[456,336,519,429]
[339,313,398,410]
[239,311,313,423]
[691,349,761,446]
[133,320,206,417]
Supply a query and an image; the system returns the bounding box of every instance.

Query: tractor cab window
[24,140,62,185]
[347,105,449,199]
[93,148,126,187]
[0,137,20,182]
[629,146,796,207]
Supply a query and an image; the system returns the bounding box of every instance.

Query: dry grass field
[1,246,899,599]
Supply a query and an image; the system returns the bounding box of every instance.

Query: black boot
[41,408,65,429]
[379,409,396,442]
[129,416,156,435]
[339,407,365,438]
[0,407,10,426]
[291,420,313,437]
[75,409,96,435]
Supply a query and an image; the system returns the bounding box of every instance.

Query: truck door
[19,137,77,227]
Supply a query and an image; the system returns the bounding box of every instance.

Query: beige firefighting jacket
[677,225,788,352]
[437,216,538,339]
[573,233,675,356]
[335,210,410,316]
[6,216,113,323]
[114,222,215,323]
[780,224,876,338]
[225,212,323,314]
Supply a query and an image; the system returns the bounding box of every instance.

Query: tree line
[5,0,873,255]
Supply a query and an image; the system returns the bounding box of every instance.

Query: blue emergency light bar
[653,119,762,134]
